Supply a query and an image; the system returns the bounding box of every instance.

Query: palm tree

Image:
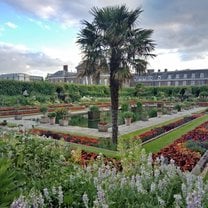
[77,5,155,144]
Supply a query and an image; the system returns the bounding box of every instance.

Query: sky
[0,0,208,77]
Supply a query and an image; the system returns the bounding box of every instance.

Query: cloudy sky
[0,0,208,77]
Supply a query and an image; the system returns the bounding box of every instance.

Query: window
[175,81,179,86]
[167,81,171,86]
[183,81,186,86]
[168,74,171,79]
[176,74,179,79]
[191,80,195,85]
[184,74,187,79]
[191,73,195,78]
[200,73,204,78]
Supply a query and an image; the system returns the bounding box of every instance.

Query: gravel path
[0,107,205,138]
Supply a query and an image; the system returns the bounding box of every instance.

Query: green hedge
[2,80,208,103]
[0,80,55,96]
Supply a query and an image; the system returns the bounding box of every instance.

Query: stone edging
[191,150,208,175]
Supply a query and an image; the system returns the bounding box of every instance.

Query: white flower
[82,192,89,208]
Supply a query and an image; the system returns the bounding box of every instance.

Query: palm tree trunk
[109,49,121,145]
[110,75,119,144]
[109,49,120,144]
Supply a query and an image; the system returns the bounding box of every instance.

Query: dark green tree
[77,5,155,144]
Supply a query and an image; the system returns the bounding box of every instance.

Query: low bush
[148,108,158,118]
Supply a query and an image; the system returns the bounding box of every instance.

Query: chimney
[158,69,160,72]
[63,65,68,73]
[164,68,168,72]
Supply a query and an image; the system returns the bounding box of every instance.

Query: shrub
[121,103,129,112]
[185,140,207,154]
[55,108,68,121]
[0,158,19,207]
[48,112,56,118]
[123,111,134,119]
[89,105,99,112]
[40,105,48,115]
[148,108,157,118]
[174,103,182,112]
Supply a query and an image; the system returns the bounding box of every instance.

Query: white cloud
[5,21,17,29]
[0,42,63,77]
[1,0,208,71]
[41,41,81,71]
[148,49,208,71]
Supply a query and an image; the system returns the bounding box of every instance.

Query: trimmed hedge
[0,80,55,96]
[2,80,208,103]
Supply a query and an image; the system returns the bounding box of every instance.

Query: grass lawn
[68,142,119,158]
[143,114,208,153]
[119,115,189,140]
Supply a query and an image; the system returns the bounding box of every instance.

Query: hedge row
[0,80,55,96]
[1,80,208,98]
[0,80,110,97]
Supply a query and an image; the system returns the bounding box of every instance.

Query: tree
[77,5,155,144]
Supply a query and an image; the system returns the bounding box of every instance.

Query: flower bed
[80,151,122,170]
[30,128,99,146]
[69,106,86,111]
[153,121,208,171]
[134,114,201,142]
[0,104,74,117]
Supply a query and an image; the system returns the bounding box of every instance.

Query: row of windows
[135,72,205,81]
[169,73,204,79]
[142,80,206,86]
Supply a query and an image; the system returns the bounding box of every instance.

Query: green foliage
[185,140,208,154]
[141,110,149,120]
[136,101,143,111]
[0,158,19,208]
[117,136,143,175]
[148,108,158,118]
[39,105,48,115]
[1,133,74,192]
[123,111,134,118]
[48,112,56,118]
[55,108,69,121]
[0,80,55,96]
[144,115,208,153]
[174,103,182,112]
[121,103,129,112]
[69,115,88,127]
[89,105,99,112]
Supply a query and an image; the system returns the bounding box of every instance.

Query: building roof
[47,70,77,78]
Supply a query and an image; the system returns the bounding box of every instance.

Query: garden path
[0,107,206,138]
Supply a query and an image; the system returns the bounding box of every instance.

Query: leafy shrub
[0,158,19,208]
[69,115,88,127]
[55,108,68,121]
[148,108,158,118]
[121,103,129,112]
[185,140,207,154]
[123,111,134,118]
[40,105,48,115]
[89,105,99,112]
[48,112,56,118]
[174,103,182,112]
